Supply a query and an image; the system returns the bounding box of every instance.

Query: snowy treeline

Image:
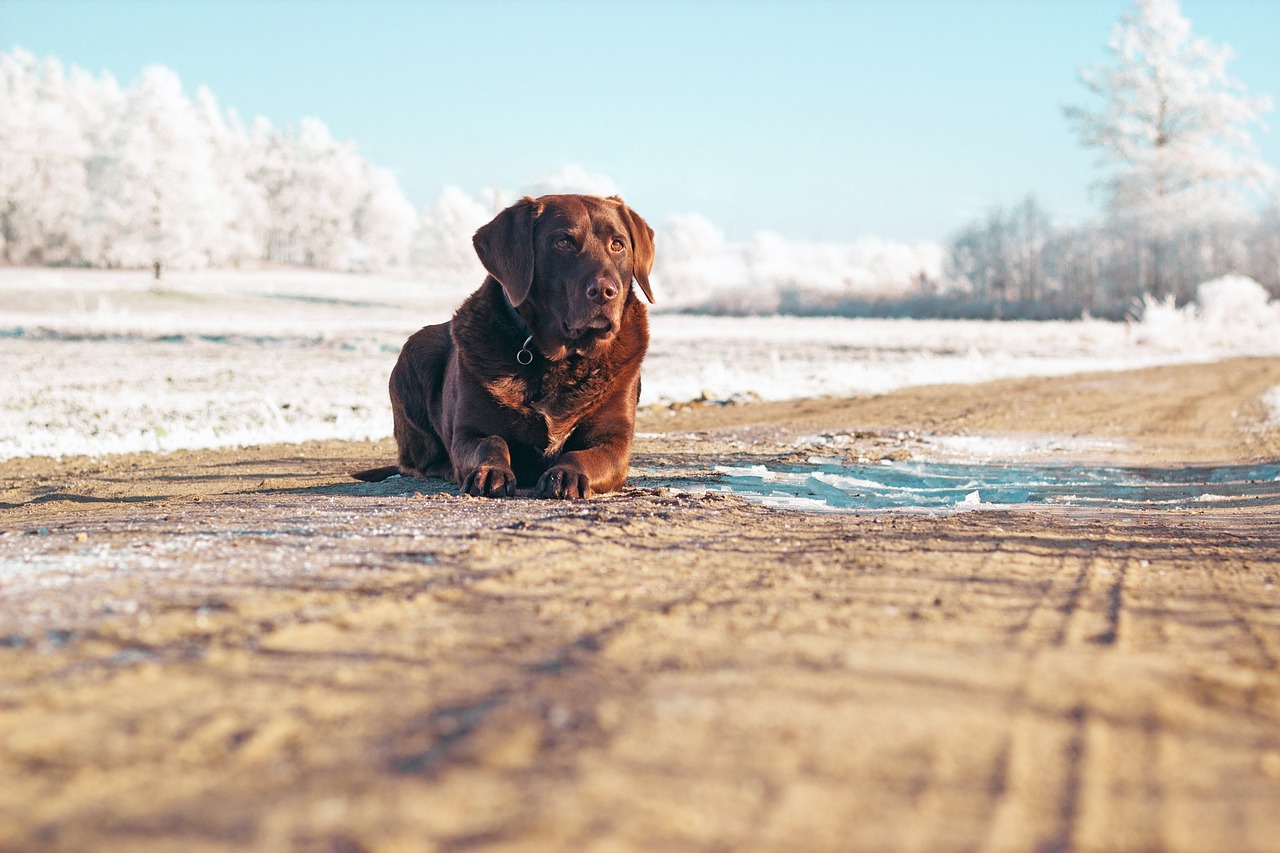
[948,0,1280,319]
[1,48,941,299]
[652,212,942,313]
[946,196,1280,319]
[1,49,418,272]
[402,184,945,306]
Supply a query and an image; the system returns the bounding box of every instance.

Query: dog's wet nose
[586,277,620,305]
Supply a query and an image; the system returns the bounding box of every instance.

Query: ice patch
[653,459,1280,514]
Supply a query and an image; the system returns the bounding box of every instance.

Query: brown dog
[354,194,654,498]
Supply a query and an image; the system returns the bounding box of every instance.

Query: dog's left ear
[610,196,655,303]
[473,197,539,307]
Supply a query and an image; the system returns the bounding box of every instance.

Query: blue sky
[5,0,1279,243]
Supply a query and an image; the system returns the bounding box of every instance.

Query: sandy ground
[2,356,1280,853]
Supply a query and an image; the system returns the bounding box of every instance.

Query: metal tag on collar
[517,336,534,365]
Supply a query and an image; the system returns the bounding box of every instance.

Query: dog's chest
[484,372,595,457]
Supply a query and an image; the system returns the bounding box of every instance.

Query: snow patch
[1,269,1279,461]
[1262,385,1280,427]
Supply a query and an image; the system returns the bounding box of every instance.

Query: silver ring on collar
[517,336,534,365]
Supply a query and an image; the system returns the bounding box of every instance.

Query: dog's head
[472,194,654,361]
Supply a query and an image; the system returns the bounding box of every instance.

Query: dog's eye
[554,236,575,251]
[610,237,626,253]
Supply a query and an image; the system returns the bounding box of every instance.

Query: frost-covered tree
[656,212,943,311]
[1245,199,1280,292]
[847,237,945,294]
[0,50,116,264]
[659,212,726,266]
[250,115,416,271]
[947,197,1059,307]
[251,117,367,269]
[410,186,493,279]
[0,48,427,273]
[352,164,415,270]
[194,86,267,267]
[84,65,236,275]
[651,212,728,302]
[1064,0,1274,228]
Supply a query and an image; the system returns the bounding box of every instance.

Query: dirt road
[2,357,1279,852]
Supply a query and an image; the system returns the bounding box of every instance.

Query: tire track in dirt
[984,548,1094,853]
[1207,561,1278,671]
[982,526,1204,853]
[1070,547,1168,853]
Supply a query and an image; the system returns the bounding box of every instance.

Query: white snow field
[2,268,1280,468]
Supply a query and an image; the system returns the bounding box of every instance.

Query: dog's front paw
[537,465,592,499]
[461,463,517,497]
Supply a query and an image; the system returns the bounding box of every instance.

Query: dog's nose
[586,277,620,305]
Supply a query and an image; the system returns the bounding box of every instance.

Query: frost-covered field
[3,268,1280,461]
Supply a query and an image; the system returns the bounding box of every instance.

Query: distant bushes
[652,196,1280,322]
[941,195,1280,321]
[651,213,945,316]
[681,287,1126,322]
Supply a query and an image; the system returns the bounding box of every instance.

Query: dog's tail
[352,465,401,483]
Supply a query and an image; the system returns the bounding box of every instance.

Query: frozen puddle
[651,458,1280,513]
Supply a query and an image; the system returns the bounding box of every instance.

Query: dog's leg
[393,405,448,478]
[453,434,519,497]
[388,325,453,479]
[536,383,637,498]
[537,442,630,499]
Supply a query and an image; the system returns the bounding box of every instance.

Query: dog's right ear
[473,197,539,307]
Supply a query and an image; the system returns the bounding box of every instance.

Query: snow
[1263,386,1280,427]
[2,268,1280,463]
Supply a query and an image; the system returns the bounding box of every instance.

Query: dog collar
[499,285,535,366]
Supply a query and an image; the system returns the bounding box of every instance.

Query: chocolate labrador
[353,194,654,498]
